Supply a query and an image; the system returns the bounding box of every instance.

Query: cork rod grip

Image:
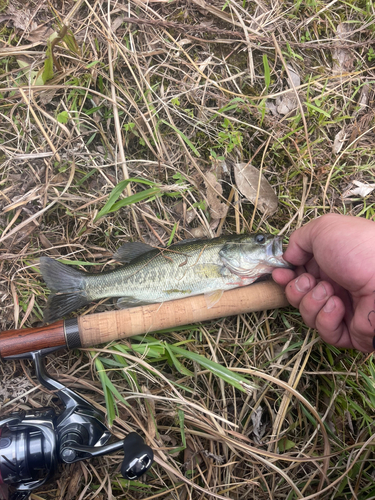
[77,281,289,347]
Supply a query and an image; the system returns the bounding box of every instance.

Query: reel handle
[121,433,154,480]
[59,432,154,478]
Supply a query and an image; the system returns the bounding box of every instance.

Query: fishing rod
[0,281,288,358]
[0,281,288,499]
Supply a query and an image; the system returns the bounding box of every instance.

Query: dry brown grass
[1,0,375,498]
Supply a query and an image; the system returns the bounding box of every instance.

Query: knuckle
[318,213,341,224]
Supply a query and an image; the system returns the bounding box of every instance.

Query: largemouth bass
[40,233,292,323]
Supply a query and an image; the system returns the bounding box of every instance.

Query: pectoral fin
[194,264,226,279]
[204,289,224,309]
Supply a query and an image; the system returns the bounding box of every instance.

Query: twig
[18,87,61,162]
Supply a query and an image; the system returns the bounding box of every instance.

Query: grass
[1,0,375,498]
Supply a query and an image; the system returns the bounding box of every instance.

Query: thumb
[283,215,341,266]
[350,294,375,352]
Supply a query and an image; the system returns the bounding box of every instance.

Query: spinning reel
[0,350,153,500]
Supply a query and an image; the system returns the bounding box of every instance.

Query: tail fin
[40,257,89,323]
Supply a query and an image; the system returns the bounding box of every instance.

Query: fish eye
[255,234,266,244]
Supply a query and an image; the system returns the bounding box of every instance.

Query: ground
[0,0,375,499]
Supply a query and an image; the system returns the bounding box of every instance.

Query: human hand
[272,214,375,352]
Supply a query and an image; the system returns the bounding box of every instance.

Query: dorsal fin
[113,242,154,263]
[171,237,205,246]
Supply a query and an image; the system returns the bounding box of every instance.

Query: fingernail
[324,297,335,313]
[312,282,327,301]
[295,275,311,293]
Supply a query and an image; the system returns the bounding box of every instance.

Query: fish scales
[85,237,233,302]
[40,233,293,323]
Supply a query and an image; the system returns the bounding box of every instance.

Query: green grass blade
[170,345,256,392]
[178,409,186,448]
[165,343,194,376]
[42,39,55,83]
[54,259,104,266]
[94,356,117,425]
[114,341,166,359]
[159,120,200,157]
[305,101,331,117]
[263,54,271,92]
[94,178,157,221]
[167,222,178,246]
[110,187,161,212]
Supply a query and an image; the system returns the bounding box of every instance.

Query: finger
[284,273,317,308]
[272,268,296,287]
[283,214,341,266]
[272,265,312,287]
[314,296,354,349]
[349,294,375,352]
[299,281,336,328]
[304,257,321,279]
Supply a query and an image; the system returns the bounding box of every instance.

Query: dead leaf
[251,406,266,444]
[39,233,60,255]
[187,226,207,238]
[179,38,192,46]
[38,88,58,105]
[173,201,196,225]
[27,24,54,44]
[343,180,375,198]
[204,172,228,220]
[287,65,301,88]
[7,221,37,247]
[198,55,212,73]
[0,4,36,32]
[111,16,124,33]
[265,100,278,116]
[10,281,19,329]
[209,217,220,231]
[332,23,354,75]
[276,94,297,115]
[275,64,300,115]
[183,439,203,471]
[0,5,53,43]
[234,162,278,214]
[19,293,35,328]
[63,463,83,500]
[160,434,180,457]
[356,81,371,111]
[332,129,347,154]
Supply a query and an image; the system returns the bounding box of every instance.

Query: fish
[40,233,293,323]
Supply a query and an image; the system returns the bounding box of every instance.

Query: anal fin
[117,296,154,309]
[204,289,224,309]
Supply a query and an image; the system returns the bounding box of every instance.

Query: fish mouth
[266,237,294,269]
